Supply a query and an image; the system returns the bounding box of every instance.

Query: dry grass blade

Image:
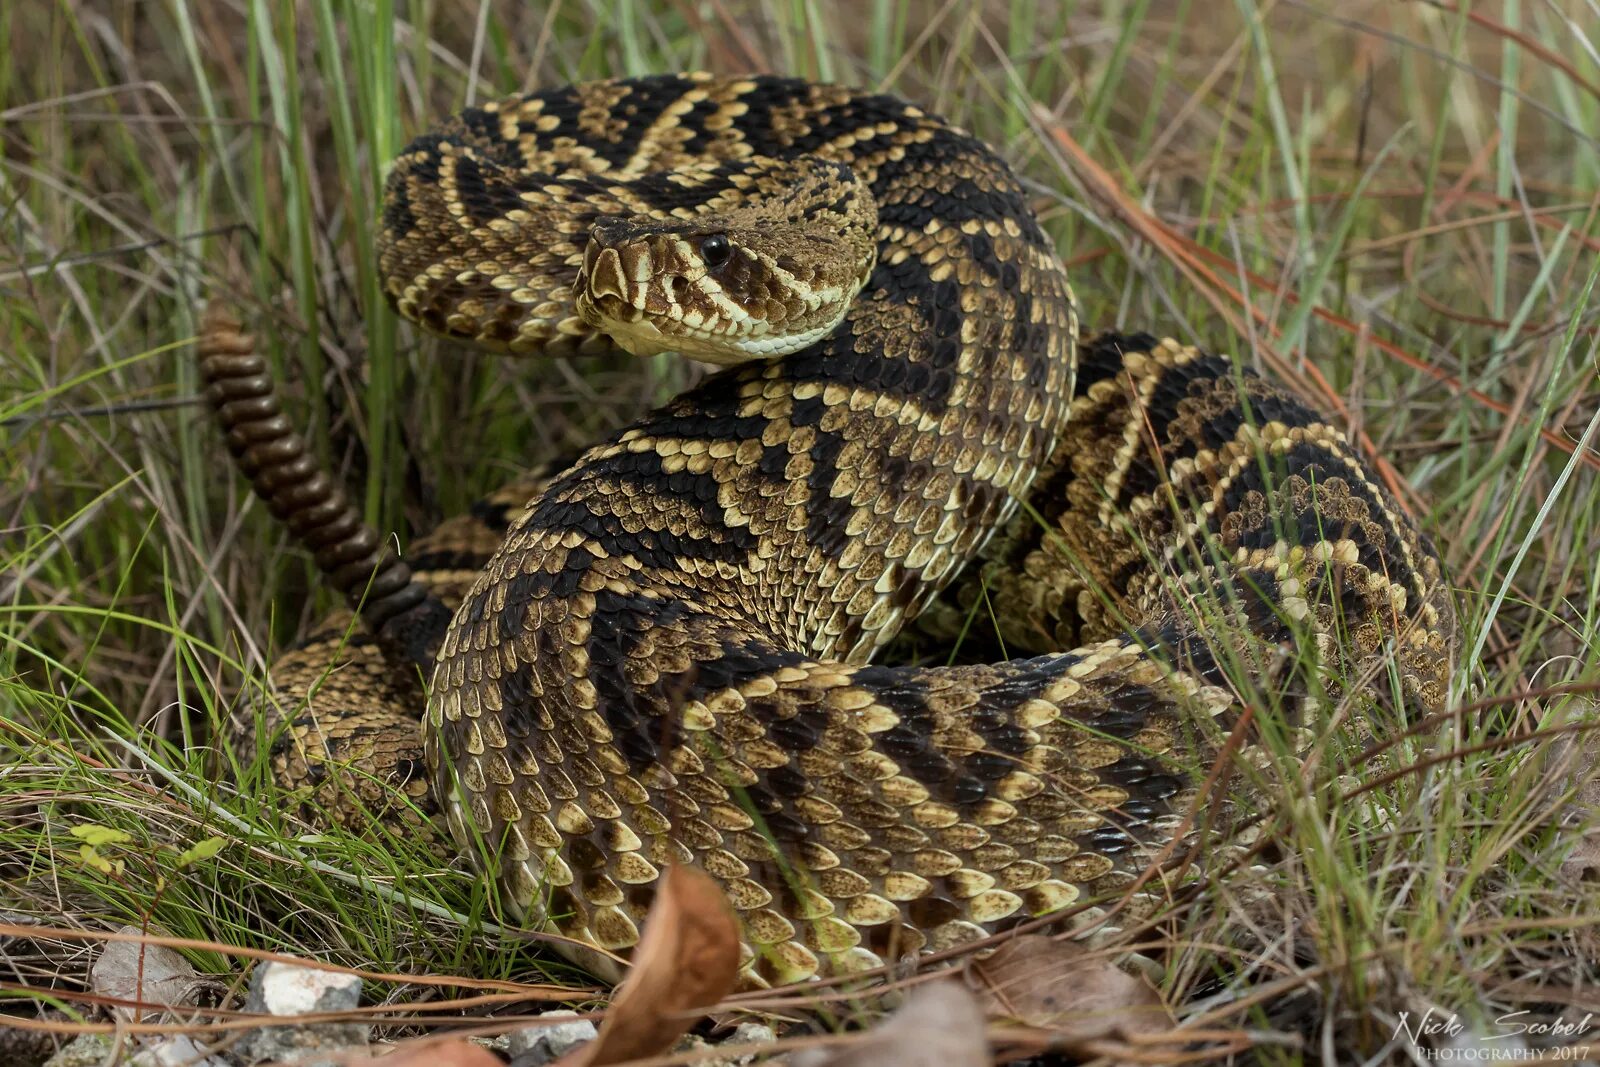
[966,936,1173,1053]
[564,865,740,1067]
[1039,109,1600,481]
[793,982,988,1067]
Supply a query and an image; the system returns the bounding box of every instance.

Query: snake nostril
[585,246,629,304]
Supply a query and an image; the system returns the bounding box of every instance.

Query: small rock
[247,959,362,1015]
[237,959,367,1067]
[42,1035,114,1067]
[731,1021,776,1046]
[505,1009,599,1066]
[90,926,199,1022]
[129,1036,230,1066]
[1,1016,65,1067]
[357,1040,503,1066]
[721,1022,777,1064]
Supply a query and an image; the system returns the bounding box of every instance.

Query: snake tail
[195,302,452,667]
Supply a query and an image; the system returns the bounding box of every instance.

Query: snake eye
[699,234,732,269]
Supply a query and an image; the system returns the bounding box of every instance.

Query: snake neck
[466,113,1075,666]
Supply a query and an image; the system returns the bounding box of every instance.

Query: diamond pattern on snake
[198,73,1456,987]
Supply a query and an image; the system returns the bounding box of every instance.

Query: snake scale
[199,73,1457,986]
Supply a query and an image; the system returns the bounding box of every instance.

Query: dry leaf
[966,935,1173,1051]
[356,1038,502,1066]
[566,864,741,1066]
[1544,719,1600,886]
[1561,819,1600,886]
[90,927,200,1022]
[792,982,988,1067]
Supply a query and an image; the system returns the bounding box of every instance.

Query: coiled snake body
[202,73,1456,986]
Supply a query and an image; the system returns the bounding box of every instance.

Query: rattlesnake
[199,73,1456,986]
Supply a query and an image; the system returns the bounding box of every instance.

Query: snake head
[574,155,878,365]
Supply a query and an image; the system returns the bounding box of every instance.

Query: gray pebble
[505,1009,599,1066]
[237,959,368,1066]
[42,1035,114,1067]
[731,1021,776,1047]
[689,1025,777,1067]
[129,1036,230,1066]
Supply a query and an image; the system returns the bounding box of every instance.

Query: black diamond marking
[572,76,701,169]
[381,181,417,242]
[586,589,691,775]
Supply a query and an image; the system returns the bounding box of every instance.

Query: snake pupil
[699,233,732,269]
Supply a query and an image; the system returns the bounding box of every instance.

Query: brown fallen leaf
[792,981,989,1067]
[965,934,1173,1052]
[1561,816,1600,885]
[90,925,201,1022]
[357,1038,503,1066]
[564,864,741,1067]
[1543,717,1600,886]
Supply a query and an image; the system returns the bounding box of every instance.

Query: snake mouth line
[576,290,647,326]
[575,248,841,363]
